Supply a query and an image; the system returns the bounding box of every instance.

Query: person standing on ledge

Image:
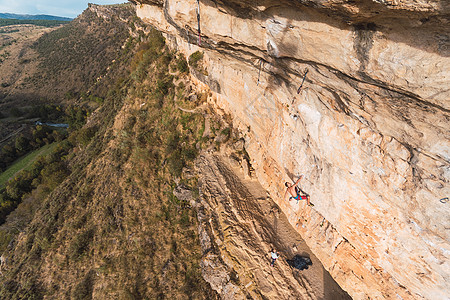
[284,175,312,206]
[270,249,279,267]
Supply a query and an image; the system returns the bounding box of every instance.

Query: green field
[0,143,57,187]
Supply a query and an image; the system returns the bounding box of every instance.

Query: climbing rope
[196,0,201,45]
[320,217,325,227]
[296,68,309,94]
[257,59,263,86]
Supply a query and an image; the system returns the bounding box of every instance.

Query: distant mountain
[0,13,72,21]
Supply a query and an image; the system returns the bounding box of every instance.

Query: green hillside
[1,3,138,109]
[0,142,57,188]
[0,7,219,299]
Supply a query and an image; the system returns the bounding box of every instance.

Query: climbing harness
[196,0,201,45]
[296,68,309,94]
[257,59,263,86]
[293,186,309,204]
[440,197,449,203]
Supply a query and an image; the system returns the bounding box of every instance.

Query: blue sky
[0,0,128,18]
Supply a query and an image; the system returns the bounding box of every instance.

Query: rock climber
[270,249,279,267]
[284,175,312,206]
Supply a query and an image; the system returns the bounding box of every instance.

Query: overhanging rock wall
[132,0,450,298]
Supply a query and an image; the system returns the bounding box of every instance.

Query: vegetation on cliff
[0,4,142,191]
[0,21,218,298]
[0,4,147,227]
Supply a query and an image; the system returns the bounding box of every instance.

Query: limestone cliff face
[131,1,449,299]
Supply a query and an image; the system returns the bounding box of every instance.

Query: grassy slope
[1,4,136,108]
[0,29,219,299]
[0,143,57,187]
[30,7,132,100]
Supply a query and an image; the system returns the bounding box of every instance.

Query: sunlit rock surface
[132,0,449,298]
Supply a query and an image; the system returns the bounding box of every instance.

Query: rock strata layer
[132,0,450,299]
[193,151,350,299]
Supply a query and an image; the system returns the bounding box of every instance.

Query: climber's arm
[293,175,303,187]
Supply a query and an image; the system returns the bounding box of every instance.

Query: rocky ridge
[132,0,449,299]
[187,148,351,299]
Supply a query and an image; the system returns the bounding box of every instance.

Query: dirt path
[0,124,26,144]
[195,152,351,299]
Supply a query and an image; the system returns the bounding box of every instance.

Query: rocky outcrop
[132,0,449,299]
[87,3,136,22]
[193,151,350,299]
